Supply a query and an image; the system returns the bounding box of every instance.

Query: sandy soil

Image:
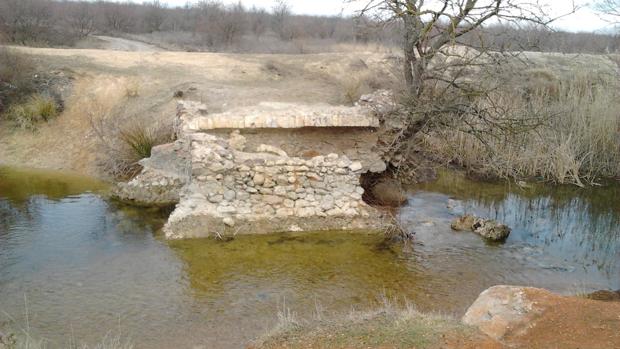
[0,42,397,177]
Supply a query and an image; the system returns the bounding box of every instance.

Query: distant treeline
[0,0,618,54]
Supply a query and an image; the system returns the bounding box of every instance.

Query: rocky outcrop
[117,100,389,239]
[451,214,511,242]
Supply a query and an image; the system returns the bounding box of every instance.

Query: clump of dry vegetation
[416,67,620,186]
[0,48,61,130]
[0,48,36,112]
[255,299,473,349]
[92,116,174,180]
[5,94,59,130]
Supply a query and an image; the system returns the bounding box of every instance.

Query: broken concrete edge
[179,101,381,132]
[116,97,393,239]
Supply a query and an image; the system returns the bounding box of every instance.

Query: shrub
[120,125,161,160]
[4,94,58,129]
[0,48,36,112]
[416,69,620,185]
[101,123,174,179]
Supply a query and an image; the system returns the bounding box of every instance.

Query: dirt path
[92,35,164,52]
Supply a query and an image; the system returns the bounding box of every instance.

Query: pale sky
[153,0,615,33]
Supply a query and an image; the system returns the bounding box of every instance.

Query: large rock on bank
[463,285,620,348]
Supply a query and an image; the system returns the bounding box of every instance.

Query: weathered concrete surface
[114,140,190,205]
[180,102,380,132]
[118,99,388,239]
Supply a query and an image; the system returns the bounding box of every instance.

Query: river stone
[451,214,477,231]
[208,194,224,203]
[473,220,511,242]
[349,161,363,172]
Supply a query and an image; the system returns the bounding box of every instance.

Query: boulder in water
[451,214,511,242]
[473,219,511,242]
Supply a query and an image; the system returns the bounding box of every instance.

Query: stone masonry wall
[164,132,383,239]
[116,100,387,239]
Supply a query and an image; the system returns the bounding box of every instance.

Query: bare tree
[595,0,620,19]
[249,6,269,39]
[272,0,292,40]
[354,0,571,96]
[66,1,96,38]
[143,0,167,33]
[0,0,53,44]
[100,1,132,33]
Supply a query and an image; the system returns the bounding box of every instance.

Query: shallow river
[0,167,618,348]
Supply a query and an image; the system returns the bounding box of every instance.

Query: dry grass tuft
[255,297,467,349]
[4,94,59,130]
[124,80,140,98]
[416,68,620,185]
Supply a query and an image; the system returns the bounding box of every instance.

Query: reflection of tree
[0,199,19,235]
[416,172,620,278]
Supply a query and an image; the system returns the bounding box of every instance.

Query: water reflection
[1,167,619,348]
[404,171,620,294]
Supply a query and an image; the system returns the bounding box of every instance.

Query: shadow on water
[1,166,619,348]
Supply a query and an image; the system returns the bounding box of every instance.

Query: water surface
[1,167,618,348]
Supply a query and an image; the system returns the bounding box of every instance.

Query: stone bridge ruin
[116,100,389,239]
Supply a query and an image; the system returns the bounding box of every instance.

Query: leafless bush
[88,101,174,179]
[415,68,620,185]
[0,47,36,113]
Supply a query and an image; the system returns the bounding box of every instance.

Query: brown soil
[504,289,620,349]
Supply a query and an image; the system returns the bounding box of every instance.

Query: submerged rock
[451,214,511,242]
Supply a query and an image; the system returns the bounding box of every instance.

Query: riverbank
[256,286,620,349]
[254,304,501,349]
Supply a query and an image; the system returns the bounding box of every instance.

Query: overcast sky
[154,0,613,33]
